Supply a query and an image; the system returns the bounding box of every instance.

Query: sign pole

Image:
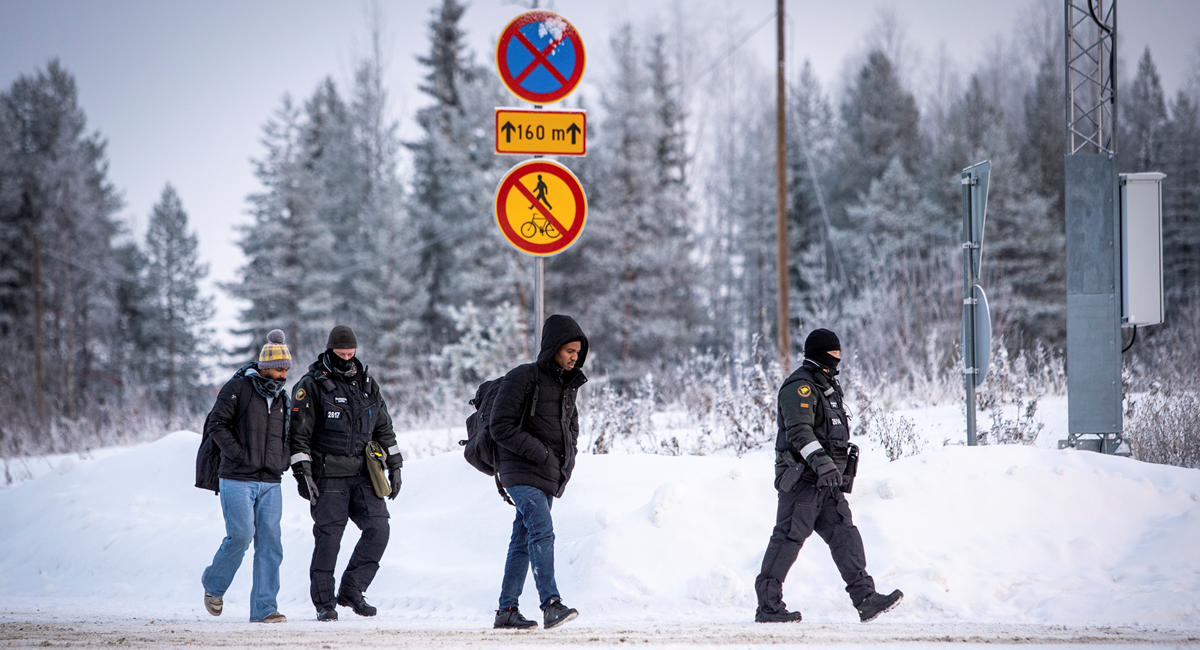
[775,0,791,374]
[532,140,544,350]
[961,171,978,447]
[535,257,545,348]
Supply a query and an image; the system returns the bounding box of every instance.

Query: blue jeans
[498,485,559,610]
[201,479,283,621]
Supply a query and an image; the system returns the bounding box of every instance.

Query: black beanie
[327,325,358,349]
[804,328,841,370]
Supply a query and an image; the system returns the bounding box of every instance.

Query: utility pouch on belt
[779,452,804,493]
[842,442,860,494]
[365,441,391,498]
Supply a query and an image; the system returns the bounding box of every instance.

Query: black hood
[536,314,588,371]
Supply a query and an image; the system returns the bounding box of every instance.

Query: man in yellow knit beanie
[201,329,292,623]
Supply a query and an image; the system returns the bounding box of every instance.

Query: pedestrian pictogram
[494,159,587,256]
[495,108,586,156]
[496,11,586,105]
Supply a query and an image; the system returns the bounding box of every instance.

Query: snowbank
[0,425,1197,628]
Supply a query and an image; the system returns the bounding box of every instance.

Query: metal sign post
[961,161,992,446]
[535,258,544,348]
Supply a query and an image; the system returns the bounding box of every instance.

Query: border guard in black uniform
[754,328,902,623]
[289,325,402,622]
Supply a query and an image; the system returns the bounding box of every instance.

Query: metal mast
[1066,0,1117,155]
[1061,0,1127,454]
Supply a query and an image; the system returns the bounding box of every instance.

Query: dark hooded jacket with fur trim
[489,315,589,498]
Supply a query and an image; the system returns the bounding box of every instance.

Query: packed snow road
[1,414,1199,646]
[2,619,1198,648]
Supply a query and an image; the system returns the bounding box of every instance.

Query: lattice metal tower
[1066,0,1117,155]
[1061,0,1127,454]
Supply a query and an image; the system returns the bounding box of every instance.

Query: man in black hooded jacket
[754,328,902,624]
[488,314,588,630]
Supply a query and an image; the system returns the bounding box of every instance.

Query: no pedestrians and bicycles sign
[495,11,586,105]
[494,159,588,257]
[495,108,586,156]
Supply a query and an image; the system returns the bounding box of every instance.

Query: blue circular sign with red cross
[496,11,586,105]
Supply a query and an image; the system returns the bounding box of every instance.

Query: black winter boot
[494,607,538,629]
[317,606,338,622]
[856,589,903,622]
[542,596,578,629]
[337,588,377,617]
[755,606,803,623]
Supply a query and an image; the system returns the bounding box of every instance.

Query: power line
[676,11,777,100]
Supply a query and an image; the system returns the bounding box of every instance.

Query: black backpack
[195,375,252,494]
[460,366,539,504]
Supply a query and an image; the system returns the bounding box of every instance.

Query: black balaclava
[803,328,841,372]
[326,325,358,374]
[328,351,355,373]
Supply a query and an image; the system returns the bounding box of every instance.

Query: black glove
[811,452,842,488]
[388,468,402,500]
[293,461,319,505]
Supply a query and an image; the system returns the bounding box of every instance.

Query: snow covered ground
[2,397,1199,648]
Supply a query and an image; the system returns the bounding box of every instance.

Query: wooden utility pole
[775,0,791,373]
[33,233,45,423]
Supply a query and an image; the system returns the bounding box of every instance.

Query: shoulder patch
[798,385,811,397]
[295,388,306,401]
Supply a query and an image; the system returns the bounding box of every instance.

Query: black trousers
[309,475,390,608]
[755,479,874,612]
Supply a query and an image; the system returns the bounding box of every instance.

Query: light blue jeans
[201,479,283,621]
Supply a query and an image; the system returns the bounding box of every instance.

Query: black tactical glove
[292,461,319,505]
[388,468,402,500]
[811,452,842,488]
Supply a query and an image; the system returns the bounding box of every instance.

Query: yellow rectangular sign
[495,108,586,156]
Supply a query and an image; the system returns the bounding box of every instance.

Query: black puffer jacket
[490,315,588,498]
[205,368,290,483]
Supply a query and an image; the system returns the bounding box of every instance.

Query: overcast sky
[2,0,1197,343]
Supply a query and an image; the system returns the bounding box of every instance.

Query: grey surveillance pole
[961,161,991,446]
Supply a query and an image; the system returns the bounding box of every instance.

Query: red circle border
[494,160,588,256]
[495,11,586,105]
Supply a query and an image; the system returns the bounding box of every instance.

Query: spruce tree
[1160,92,1200,307]
[1120,48,1168,173]
[0,60,124,427]
[834,51,923,212]
[409,0,520,346]
[142,184,213,421]
[227,96,334,366]
[1019,51,1066,215]
[551,24,698,370]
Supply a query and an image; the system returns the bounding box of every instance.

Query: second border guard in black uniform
[289,325,402,622]
[754,328,903,624]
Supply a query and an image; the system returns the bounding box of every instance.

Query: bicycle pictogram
[520,174,560,239]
